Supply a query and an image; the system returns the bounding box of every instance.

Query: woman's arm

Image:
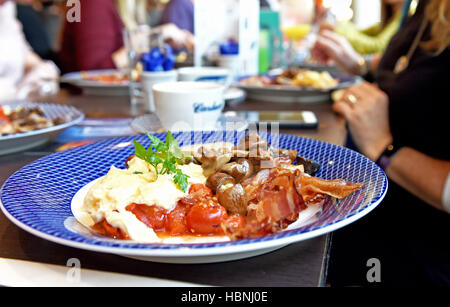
[333,81,450,213]
[387,147,450,212]
[334,11,401,55]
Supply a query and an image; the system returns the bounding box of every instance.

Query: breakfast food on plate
[0,105,67,136]
[240,68,339,90]
[81,71,130,84]
[72,132,363,243]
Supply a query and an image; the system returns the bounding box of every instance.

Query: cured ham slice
[237,168,363,232]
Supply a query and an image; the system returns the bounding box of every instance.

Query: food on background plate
[56,141,94,152]
[81,71,131,85]
[72,132,363,243]
[240,68,339,90]
[0,105,68,136]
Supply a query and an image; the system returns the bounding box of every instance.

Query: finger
[315,36,342,61]
[320,30,348,46]
[356,81,376,92]
[316,35,357,73]
[358,82,389,105]
[353,82,381,100]
[345,86,367,107]
[332,99,354,120]
[319,22,335,32]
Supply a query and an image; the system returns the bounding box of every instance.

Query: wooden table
[0,89,347,287]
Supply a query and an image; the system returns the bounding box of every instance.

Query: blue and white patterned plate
[0,102,85,156]
[0,131,387,263]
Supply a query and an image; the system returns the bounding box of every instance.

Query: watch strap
[376,143,400,171]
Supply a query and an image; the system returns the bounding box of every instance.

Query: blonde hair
[422,0,450,54]
[115,0,148,29]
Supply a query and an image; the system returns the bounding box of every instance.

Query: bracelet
[375,143,400,171]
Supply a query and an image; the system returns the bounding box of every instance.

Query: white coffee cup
[217,55,240,80]
[177,67,231,87]
[141,70,178,112]
[153,81,225,131]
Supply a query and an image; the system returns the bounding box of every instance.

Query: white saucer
[224,87,246,103]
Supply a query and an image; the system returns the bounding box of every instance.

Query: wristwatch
[375,143,401,171]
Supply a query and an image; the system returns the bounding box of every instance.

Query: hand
[160,23,194,51]
[312,30,364,75]
[16,60,60,99]
[112,47,128,69]
[318,22,335,32]
[333,81,393,161]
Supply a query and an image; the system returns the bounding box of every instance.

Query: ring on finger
[346,94,358,105]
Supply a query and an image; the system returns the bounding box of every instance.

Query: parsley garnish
[133,132,192,192]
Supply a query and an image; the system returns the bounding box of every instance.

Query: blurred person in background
[15,0,54,61]
[159,0,194,34]
[59,0,194,73]
[318,0,450,286]
[312,0,411,77]
[147,0,165,27]
[0,0,59,102]
[319,0,407,56]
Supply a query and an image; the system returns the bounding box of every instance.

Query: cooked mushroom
[219,158,254,183]
[271,148,298,162]
[194,147,232,177]
[230,149,249,160]
[218,184,248,215]
[235,133,268,153]
[206,172,235,193]
[295,156,321,176]
[234,133,276,171]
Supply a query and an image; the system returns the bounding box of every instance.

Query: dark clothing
[159,0,194,34]
[328,0,450,287]
[59,0,124,73]
[16,4,52,60]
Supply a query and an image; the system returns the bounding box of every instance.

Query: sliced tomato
[92,219,130,240]
[223,214,246,233]
[125,203,167,231]
[166,203,190,235]
[0,106,10,127]
[186,200,228,235]
[189,183,213,198]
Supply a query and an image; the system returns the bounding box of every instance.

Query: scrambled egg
[75,156,206,242]
[292,70,338,89]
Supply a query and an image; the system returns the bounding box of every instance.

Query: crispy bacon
[223,167,364,239]
[257,169,303,221]
[294,175,364,203]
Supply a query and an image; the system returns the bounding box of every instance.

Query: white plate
[61,69,130,96]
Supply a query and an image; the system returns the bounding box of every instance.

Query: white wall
[352,0,382,29]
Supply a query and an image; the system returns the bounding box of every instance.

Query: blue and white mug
[177,67,231,87]
[152,81,225,131]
